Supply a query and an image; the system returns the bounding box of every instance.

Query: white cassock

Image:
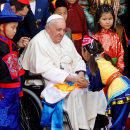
[21,30,107,130]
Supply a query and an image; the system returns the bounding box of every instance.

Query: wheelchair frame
[20,72,73,130]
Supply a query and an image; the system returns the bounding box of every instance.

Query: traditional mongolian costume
[66,1,88,56]
[92,29,124,73]
[0,0,25,129]
[83,36,130,130]
[87,56,130,130]
[92,29,124,96]
[21,15,107,130]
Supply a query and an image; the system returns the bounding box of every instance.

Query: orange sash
[72,33,82,40]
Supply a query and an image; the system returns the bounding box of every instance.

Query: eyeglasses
[18,11,26,18]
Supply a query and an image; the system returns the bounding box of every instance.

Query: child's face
[66,0,77,5]
[81,46,90,61]
[98,12,114,31]
[5,22,18,39]
[54,7,68,22]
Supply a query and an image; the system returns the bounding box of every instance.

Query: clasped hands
[73,72,89,88]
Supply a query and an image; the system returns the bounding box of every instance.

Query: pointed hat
[0,0,23,23]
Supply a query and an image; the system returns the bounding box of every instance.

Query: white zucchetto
[46,14,64,23]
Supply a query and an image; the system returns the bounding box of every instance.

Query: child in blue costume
[0,0,25,129]
[78,35,130,130]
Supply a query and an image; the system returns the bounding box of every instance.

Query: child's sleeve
[88,68,105,92]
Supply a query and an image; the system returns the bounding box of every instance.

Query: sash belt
[72,33,82,40]
[106,72,123,86]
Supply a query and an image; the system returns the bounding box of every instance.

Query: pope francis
[21,14,107,130]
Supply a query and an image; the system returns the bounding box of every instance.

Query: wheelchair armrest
[24,75,45,88]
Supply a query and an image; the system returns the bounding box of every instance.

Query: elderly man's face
[46,19,66,44]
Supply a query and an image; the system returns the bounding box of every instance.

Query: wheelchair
[20,71,73,130]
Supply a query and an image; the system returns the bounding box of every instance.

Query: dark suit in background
[21,0,50,37]
[34,0,50,32]
[15,9,38,42]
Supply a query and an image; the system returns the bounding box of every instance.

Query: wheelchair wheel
[20,88,43,130]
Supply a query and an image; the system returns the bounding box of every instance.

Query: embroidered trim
[2,51,25,79]
[0,34,8,44]
[105,96,130,116]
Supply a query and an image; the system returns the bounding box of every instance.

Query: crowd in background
[1,0,130,130]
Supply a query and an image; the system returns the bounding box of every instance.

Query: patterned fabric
[0,88,22,130]
[65,27,74,44]
[0,34,25,84]
[91,29,124,72]
[2,51,25,80]
[78,0,94,30]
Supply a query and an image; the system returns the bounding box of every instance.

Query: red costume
[92,29,124,73]
[92,29,124,96]
[66,2,88,56]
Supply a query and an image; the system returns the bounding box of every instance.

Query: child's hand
[17,37,30,48]
[36,19,41,29]
[77,77,89,88]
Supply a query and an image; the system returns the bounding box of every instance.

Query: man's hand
[65,74,84,84]
[17,37,30,48]
[77,77,89,88]
[36,19,41,30]
[78,71,85,78]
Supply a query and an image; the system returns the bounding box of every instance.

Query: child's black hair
[83,38,116,75]
[93,4,116,34]
[49,0,68,14]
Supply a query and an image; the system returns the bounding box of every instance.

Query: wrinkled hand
[78,71,85,78]
[77,77,89,88]
[17,37,30,48]
[71,75,83,83]
[36,19,41,30]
